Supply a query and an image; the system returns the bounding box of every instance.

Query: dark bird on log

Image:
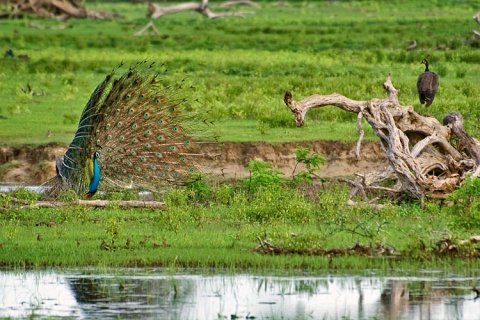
[417,56,439,108]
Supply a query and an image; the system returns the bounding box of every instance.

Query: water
[1,269,479,319]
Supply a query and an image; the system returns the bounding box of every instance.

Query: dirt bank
[0,141,388,184]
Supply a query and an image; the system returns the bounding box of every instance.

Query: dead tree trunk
[147,0,255,19]
[0,0,122,19]
[284,75,480,202]
[474,11,480,39]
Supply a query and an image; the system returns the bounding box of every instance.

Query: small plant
[292,147,325,184]
[242,160,284,190]
[185,172,211,202]
[13,187,39,204]
[106,215,123,244]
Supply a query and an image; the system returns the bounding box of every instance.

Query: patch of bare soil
[0,141,388,185]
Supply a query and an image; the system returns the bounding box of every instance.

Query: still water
[1,269,479,320]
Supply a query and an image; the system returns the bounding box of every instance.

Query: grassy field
[1,0,480,145]
[2,0,480,270]
[2,181,480,271]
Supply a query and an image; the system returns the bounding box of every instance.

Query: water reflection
[1,269,479,319]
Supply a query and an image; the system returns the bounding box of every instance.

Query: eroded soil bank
[0,141,388,185]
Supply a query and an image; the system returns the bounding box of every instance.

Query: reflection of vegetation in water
[67,274,196,318]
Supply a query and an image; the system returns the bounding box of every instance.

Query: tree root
[284,75,480,202]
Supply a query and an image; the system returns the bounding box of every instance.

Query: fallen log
[147,0,255,19]
[9,197,166,209]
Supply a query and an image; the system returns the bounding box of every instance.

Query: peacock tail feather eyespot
[145,174,149,179]
[131,150,136,155]
[173,173,179,177]
[127,161,132,166]
[96,139,101,146]
[122,168,127,173]
[157,135,163,140]
[189,168,194,173]
[117,122,122,127]
[170,146,175,151]
[125,94,131,100]
[158,119,163,124]
[129,174,133,178]
[132,138,137,143]
[129,109,134,115]
[145,143,150,148]
[141,156,146,162]
[145,129,151,135]
[135,167,141,171]
[119,136,124,141]
[144,113,149,119]
[115,109,120,115]
[105,124,111,129]
[156,152,161,157]
[165,166,170,171]
[139,94,144,99]
[107,135,112,140]
[170,107,175,112]
[173,127,177,132]
[180,157,185,162]
[150,165,155,169]
[185,140,189,145]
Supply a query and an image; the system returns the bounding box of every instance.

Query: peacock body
[46,61,213,198]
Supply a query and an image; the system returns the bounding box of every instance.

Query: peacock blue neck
[87,156,101,196]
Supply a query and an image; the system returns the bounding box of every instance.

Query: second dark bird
[417,56,439,108]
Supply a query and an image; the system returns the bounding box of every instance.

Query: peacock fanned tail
[44,61,214,198]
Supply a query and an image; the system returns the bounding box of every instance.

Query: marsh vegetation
[1,0,480,270]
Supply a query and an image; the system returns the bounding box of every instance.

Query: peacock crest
[45,61,215,198]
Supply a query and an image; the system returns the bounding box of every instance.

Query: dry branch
[134,20,161,36]
[219,0,259,8]
[10,197,165,209]
[284,75,480,201]
[147,0,255,19]
[473,12,480,39]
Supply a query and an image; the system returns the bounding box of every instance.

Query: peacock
[44,61,214,198]
[416,56,439,108]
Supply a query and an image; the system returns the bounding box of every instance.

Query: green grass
[2,1,480,271]
[1,1,480,145]
[2,181,480,270]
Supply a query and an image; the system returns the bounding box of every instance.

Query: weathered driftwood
[0,0,122,20]
[473,12,480,39]
[147,0,255,19]
[219,0,259,8]
[284,75,480,202]
[134,20,161,36]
